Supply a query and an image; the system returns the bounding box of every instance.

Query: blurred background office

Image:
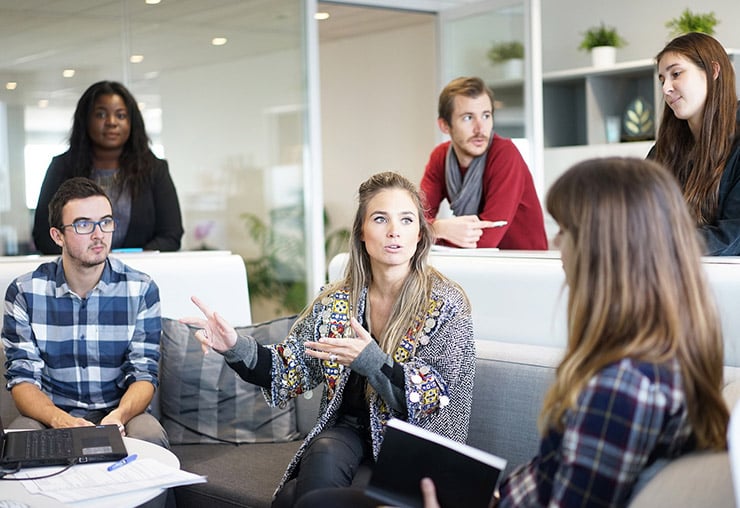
[0,0,738,320]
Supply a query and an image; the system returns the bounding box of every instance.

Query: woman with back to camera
[32,80,183,254]
[419,157,729,508]
[649,32,740,255]
[182,171,476,507]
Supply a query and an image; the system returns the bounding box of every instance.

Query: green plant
[242,206,350,316]
[487,41,524,65]
[665,9,718,37]
[578,22,627,51]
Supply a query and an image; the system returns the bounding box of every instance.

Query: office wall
[542,0,740,72]
[319,21,437,235]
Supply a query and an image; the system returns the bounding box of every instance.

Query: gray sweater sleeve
[350,340,407,413]
[221,334,259,368]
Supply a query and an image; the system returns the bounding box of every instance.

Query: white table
[1,437,179,507]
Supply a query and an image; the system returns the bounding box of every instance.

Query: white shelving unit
[543,58,658,148]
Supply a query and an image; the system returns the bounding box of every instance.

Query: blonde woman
[494,157,729,507]
[183,172,475,507]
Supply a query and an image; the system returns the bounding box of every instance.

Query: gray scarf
[444,134,494,216]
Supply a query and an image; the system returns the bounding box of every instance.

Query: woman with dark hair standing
[649,32,740,255]
[32,80,183,254]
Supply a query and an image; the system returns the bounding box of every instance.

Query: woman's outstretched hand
[179,295,238,354]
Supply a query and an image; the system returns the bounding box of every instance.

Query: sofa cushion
[159,316,299,444]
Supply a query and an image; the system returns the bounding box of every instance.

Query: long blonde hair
[308,172,439,355]
[543,157,728,450]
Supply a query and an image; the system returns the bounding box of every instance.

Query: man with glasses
[2,177,168,447]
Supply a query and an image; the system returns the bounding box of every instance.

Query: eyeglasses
[60,218,116,235]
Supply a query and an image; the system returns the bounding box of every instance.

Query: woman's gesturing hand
[304,317,373,365]
[179,295,238,354]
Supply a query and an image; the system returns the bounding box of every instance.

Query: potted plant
[579,22,627,68]
[487,41,524,79]
[665,9,718,37]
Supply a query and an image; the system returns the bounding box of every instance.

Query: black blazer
[32,152,184,254]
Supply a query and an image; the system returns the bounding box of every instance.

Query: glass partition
[0,0,315,321]
[439,1,526,140]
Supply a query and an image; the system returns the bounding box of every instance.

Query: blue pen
[107,454,138,471]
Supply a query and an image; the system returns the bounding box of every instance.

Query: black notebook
[0,413,127,469]
[366,418,507,508]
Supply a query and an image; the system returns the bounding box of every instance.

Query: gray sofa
[1,250,738,507]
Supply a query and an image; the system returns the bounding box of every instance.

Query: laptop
[0,414,127,469]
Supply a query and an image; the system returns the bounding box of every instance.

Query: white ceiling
[0,0,479,110]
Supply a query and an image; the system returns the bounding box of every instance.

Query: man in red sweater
[420,77,548,249]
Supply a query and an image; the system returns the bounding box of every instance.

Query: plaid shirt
[499,358,694,508]
[2,257,161,415]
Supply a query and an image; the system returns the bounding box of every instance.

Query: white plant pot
[591,46,616,68]
[502,58,524,79]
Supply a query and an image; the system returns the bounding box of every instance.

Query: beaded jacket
[265,273,476,496]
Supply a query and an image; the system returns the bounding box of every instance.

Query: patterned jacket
[264,273,475,495]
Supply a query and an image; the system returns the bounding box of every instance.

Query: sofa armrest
[628,451,733,508]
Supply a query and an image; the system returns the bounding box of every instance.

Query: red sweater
[420,134,548,250]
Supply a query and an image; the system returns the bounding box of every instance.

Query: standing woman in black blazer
[32,80,183,254]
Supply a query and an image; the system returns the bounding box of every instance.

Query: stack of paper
[15,457,206,505]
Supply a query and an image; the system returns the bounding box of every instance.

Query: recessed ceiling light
[5,82,17,90]
[211,37,228,46]
[145,0,161,4]
[130,54,144,64]
[314,12,330,21]
[38,99,49,108]
[62,69,75,78]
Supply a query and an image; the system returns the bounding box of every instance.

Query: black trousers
[272,415,373,508]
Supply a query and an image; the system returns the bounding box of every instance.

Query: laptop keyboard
[24,429,74,459]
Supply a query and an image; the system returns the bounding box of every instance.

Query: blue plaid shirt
[499,358,694,507]
[2,257,161,415]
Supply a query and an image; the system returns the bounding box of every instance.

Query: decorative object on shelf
[579,22,627,68]
[622,96,654,142]
[605,116,621,144]
[487,40,524,79]
[665,9,718,37]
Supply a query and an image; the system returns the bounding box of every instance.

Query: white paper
[15,457,206,503]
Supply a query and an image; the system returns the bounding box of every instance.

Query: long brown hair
[652,32,738,224]
[300,172,445,357]
[543,157,728,450]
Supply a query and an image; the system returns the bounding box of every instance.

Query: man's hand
[11,382,94,429]
[431,215,503,248]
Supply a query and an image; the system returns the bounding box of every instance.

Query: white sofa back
[0,250,252,326]
[329,251,740,374]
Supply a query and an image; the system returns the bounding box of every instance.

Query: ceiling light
[138,102,146,110]
[62,69,75,78]
[38,99,49,108]
[130,54,144,64]
[5,82,17,90]
[314,12,330,21]
[211,37,228,46]
[145,0,161,4]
